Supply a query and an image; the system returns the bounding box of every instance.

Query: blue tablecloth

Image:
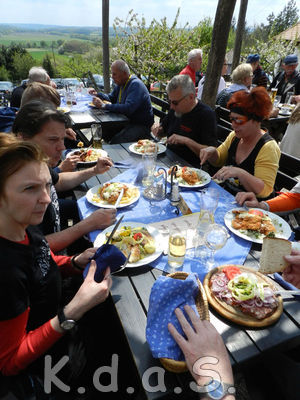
[77,168,252,281]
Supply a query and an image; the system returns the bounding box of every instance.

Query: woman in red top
[0,134,112,398]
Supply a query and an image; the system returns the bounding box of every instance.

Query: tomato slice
[222,265,241,280]
[87,149,93,156]
[133,232,142,241]
[248,209,264,217]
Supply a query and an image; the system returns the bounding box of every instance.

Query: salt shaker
[170,180,180,205]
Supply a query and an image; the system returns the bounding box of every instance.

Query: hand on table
[86,208,117,231]
[168,305,233,388]
[65,127,77,141]
[213,165,241,182]
[93,156,113,174]
[166,134,188,146]
[88,88,98,96]
[151,122,163,137]
[235,191,267,209]
[92,96,104,109]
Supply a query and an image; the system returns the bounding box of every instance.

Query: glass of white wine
[168,229,186,269]
[204,224,229,270]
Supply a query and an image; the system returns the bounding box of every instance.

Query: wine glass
[204,224,229,270]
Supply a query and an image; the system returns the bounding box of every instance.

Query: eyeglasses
[229,116,249,125]
[168,94,189,106]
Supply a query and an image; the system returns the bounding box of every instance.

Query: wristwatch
[57,307,76,331]
[198,379,235,399]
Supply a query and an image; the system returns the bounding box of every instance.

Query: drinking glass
[91,123,103,149]
[273,95,281,108]
[286,91,294,105]
[142,143,158,187]
[270,88,277,104]
[204,224,229,270]
[168,229,186,269]
[199,187,220,222]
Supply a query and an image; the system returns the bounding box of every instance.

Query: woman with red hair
[200,87,280,199]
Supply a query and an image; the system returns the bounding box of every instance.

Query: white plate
[279,110,291,116]
[94,222,163,268]
[224,208,292,244]
[129,142,166,155]
[67,148,108,166]
[167,167,211,188]
[86,183,140,209]
[292,241,300,252]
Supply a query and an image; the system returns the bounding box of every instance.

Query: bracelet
[71,255,84,271]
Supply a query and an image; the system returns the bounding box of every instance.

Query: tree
[113,9,214,87]
[0,65,9,81]
[40,40,47,48]
[202,0,237,108]
[231,0,248,71]
[42,53,55,77]
[268,0,299,36]
[12,52,35,81]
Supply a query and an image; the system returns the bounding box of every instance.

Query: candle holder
[143,167,167,201]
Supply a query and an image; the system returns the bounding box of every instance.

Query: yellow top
[213,131,280,198]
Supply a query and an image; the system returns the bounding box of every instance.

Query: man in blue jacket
[90,60,154,143]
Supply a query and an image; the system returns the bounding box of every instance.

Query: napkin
[113,158,138,169]
[146,273,200,361]
[273,273,300,300]
[83,244,126,282]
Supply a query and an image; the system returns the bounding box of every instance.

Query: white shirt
[280,122,300,160]
[197,76,226,100]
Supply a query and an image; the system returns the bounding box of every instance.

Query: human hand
[283,250,300,289]
[65,261,112,320]
[73,247,98,268]
[86,208,117,230]
[93,156,114,174]
[151,123,163,137]
[291,95,300,104]
[92,96,104,109]
[59,155,80,172]
[235,192,260,208]
[270,107,279,118]
[65,128,77,141]
[88,88,97,96]
[168,306,233,387]
[199,146,216,165]
[166,134,187,146]
[213,165,241,182]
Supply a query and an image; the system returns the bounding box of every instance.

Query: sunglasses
[229,116,249,125]
[168,94,189,106]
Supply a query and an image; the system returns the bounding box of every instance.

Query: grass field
[0,32,96,47]
[28,49,70,63]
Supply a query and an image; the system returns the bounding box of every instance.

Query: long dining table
[71,142,300,399]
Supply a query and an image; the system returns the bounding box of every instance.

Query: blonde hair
[21,82,61,108]
[231,63,253,85]
[289,103,300,124]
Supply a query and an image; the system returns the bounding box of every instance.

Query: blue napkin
[146,273,200,361]
[113,158,138,169]
[274,273,300,300]
[83,244,126,282]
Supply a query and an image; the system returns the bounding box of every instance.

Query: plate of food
[203,265,283,327]
[57,106,70,113]
[94,222,163,267]
[224,208,291,244]
[166,165,211,188]
[86,182,140,208]
[88,100,111,108]
[66,148,108,166]
[129,139,166,155]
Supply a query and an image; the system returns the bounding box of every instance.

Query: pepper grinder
[168,165,180,213]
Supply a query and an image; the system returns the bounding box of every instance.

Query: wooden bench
[150,94,169,122]
[215,105,232,142]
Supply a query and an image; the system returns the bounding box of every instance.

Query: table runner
[77,168,251,282]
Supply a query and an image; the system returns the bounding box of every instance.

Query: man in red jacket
[179,49,203,85]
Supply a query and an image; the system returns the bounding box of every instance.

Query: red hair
[227,87,272,120]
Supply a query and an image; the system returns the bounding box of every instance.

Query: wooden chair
[215,105,232,142]
[150,94,169,122]
[279,151,300,179]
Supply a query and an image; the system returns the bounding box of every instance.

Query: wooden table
[73,143,300,399]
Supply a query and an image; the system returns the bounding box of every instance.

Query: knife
[106,215,124,244]
[114,188,124,209]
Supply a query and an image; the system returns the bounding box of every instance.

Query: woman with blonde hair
[216,63,253,108]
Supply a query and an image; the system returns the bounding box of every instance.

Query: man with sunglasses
[270,54,300,103]
[152,74,217,167]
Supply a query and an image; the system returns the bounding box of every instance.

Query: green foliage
[268,0,299,37]
[11,52,35,81]
[42,53,55,77]
[56,50,102,81]
[0,65,9,80]
[112,9,214,86]
[59,40,91,54]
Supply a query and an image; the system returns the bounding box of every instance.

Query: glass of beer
[270,88,278,104]
[168,229,186,269]
[91,123,103,149]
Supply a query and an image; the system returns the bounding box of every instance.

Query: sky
[0,0,297,28]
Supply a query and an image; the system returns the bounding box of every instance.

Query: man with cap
[270,54,300,103]
[246,54,268,87]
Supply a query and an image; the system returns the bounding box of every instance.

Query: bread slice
[259,237,292,274]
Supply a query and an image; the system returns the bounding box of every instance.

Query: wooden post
[232,0,248,72]
[202,0,237,108]
[102,0,110,93]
